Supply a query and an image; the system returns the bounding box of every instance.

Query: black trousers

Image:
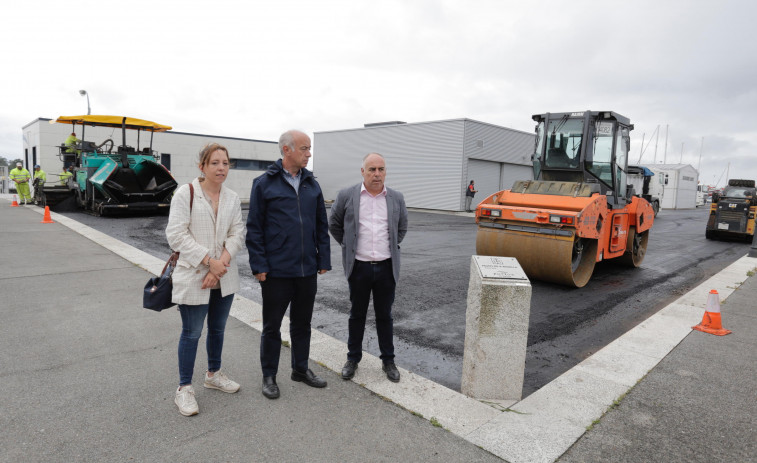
[259,275,317,377]
[347,259,396,364]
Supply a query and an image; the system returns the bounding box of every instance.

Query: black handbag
[143,252,179,311]
[143,184,194,312]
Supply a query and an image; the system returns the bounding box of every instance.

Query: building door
[466,159,501,210]
[500,163,532,191]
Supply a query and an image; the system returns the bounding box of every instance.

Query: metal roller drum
[476,227,598,288]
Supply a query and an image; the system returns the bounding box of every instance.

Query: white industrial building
[654,163,700,209]
[313,119,535,211]
[21,117,280,200]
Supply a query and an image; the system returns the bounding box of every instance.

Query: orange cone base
[692,324,732,336]
[692,312,731,336]
[41,206,54,224]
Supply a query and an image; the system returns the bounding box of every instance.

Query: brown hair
[199,143,229,167]
[198,143,230,182]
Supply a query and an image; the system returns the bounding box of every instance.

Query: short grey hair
[279,130,304,156]
[362,152,385,168]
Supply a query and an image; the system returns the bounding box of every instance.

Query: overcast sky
[2,0,755,187]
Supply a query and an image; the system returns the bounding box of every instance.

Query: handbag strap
[161,251,180,277]
[167,183,195,266]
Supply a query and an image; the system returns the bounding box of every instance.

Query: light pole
[79,89,91,115]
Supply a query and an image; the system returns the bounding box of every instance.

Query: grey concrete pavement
[3,198,757,463]
[559,272,757,463]
[0,204,502,463]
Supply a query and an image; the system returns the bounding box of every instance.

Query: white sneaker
[175,385,199,416]
[204,370,240,393]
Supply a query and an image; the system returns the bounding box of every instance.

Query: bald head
[362,152,385,169]
[361,152,386,195]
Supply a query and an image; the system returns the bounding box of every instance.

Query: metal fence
[0,166,8,194]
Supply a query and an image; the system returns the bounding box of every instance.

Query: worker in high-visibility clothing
[33,165,47,183]
[33,164,46,187]
[10,162,31,204]
[33,165,47,205]
[64,132,80,153]
[59,166,73,185]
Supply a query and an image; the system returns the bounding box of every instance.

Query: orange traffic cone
[41,206,55,224]
[692,289,731,336]
[10,195,19,207]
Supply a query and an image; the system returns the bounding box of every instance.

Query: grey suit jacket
[328,183,408,282]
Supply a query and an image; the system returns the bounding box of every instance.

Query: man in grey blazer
[328,153,408,382]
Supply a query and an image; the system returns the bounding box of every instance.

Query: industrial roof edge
[23,117,277,145]
[314,117,535,137]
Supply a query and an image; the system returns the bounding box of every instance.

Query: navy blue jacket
[246,159,331,278]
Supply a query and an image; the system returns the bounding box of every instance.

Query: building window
[230,158,275,171]
[161,153,171,171]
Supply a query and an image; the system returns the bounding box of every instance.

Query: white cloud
[2,0,756,186]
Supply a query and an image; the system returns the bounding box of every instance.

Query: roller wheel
[476,226,597,287]
[705,229,716,240]
[568,237,597,287]
[618,227,648,267]
[571,237,586,273]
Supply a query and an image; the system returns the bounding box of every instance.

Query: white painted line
[33,203,757,463]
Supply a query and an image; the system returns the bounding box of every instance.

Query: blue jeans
[177,289,234,386]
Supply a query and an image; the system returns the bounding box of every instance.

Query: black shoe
[291,369,327,388]
[382,362,400,383]
[341,360,358,380]
[262,376,280,399]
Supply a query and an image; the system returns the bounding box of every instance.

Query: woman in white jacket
[165,143,245,416]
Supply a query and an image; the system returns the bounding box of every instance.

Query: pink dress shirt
[355,183,391,262]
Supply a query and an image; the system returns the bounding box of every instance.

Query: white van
[628,165,665,216]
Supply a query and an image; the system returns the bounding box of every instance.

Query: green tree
[1,156,24,168]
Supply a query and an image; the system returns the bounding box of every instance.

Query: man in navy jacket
[246,129,331,399]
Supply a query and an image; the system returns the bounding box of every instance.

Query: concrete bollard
[462,256,531,402]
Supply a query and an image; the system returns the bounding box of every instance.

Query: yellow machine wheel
[618,227,648,267]
[475,226,598,287]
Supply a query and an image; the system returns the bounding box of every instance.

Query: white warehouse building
[21,117,280,200]
[313,119,535,211]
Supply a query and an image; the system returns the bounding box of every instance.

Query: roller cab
[475,111,655,287]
